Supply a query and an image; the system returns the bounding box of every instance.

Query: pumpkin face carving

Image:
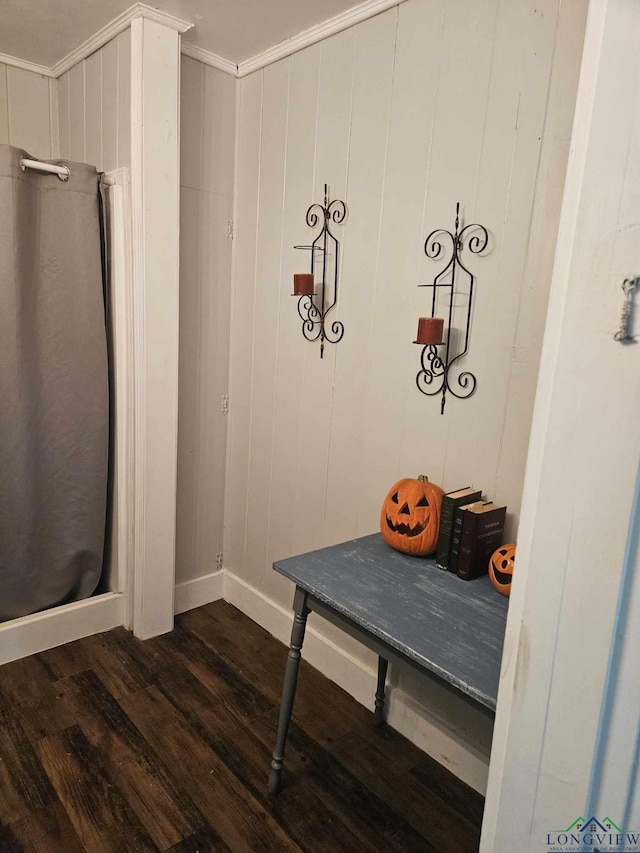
[489,543,516,597]
[380,475,444,556]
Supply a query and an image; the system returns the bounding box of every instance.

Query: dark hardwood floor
[0,601,484,852]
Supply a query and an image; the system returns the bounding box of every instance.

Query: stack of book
[435,487,506,581]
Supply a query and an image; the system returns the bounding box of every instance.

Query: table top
[274,533,509,711]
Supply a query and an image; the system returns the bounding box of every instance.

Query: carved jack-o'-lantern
[380,475,444,557]
[489,543,516,597]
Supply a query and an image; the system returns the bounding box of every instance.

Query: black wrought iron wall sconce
[291,183,346,358]
[415,203,488,414]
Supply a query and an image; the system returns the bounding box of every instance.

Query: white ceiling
[0,0,361,68]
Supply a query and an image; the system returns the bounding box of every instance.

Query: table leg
[269,587,309,794]
[374,656,388,726]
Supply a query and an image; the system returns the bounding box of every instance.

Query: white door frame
[482,0,640,848]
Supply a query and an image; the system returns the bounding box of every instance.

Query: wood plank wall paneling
[227,0,587,662]
[493,0,589,514]
[266,44,322,608]
[0,64,54,156]
[225,70,262,578]
[175,56,235,585]
[57,30,131,171]
[0,65,8,144]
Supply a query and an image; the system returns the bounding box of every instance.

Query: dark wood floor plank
[252,709,438,853]
[181,601,481,850]
[0,824,24,852]
[197,601,425,775]
[0,655,58,705]
[356,710,430,773]
[147,634,266,750]
[119,685,302,853]
[37,636,102,680]
[213,719,394,853]
[38,725,156,853]
[0,600,485,852]
[267,775,371,853]
[39,628,155,701]
[0,702,57,825]
[4,801,85,853]
[95,626,159,696]
[333,730,481,852]
[154,624,272,722]
[0,657,75,745]
[410,754,485,830]
[179,605,285,703]
[54,669,208,850]
[166,826,230,852]
[181,605,367,751]
[148,642,371,853]
[187,602,421,766]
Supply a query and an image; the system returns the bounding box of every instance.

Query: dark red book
[448,500,486,575]
[456,503,507,581]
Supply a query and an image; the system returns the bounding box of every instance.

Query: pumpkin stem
[417,475,429,483]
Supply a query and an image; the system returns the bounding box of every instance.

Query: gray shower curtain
[0,145,108,621]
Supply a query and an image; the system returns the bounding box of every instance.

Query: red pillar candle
[415,317,444,345]
[293,273,315,296]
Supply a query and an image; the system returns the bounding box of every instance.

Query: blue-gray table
[268,532,509,793]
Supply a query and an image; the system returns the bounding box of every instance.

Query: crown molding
[181,42,238,77]
[1,0,405,83]
[0,52,55,78]
[236,0,406,77]
[51,3,192,78]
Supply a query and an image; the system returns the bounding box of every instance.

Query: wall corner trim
[51,3,193,79]
[129,16,181,641]
[180,42,238,77]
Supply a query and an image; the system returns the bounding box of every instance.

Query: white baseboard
[0,592,124,666]
[174,570,224,614]
[223,570,492,794]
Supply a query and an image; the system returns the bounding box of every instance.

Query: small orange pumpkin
[489,543,516,597]
[380,475,444,557]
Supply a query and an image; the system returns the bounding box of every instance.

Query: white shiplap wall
[0,64,57,157]
[226,0,587,786]
[52,33,131,601]
[175,56,236,585]
[57,31,131,171]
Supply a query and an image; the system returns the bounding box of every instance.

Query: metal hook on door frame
[614,276,639,343]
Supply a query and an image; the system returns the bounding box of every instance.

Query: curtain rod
[19,158,117,186]
[20,158,70,181]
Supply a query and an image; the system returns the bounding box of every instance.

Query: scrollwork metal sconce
[415,203,489,414]
[291,184,346,358]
